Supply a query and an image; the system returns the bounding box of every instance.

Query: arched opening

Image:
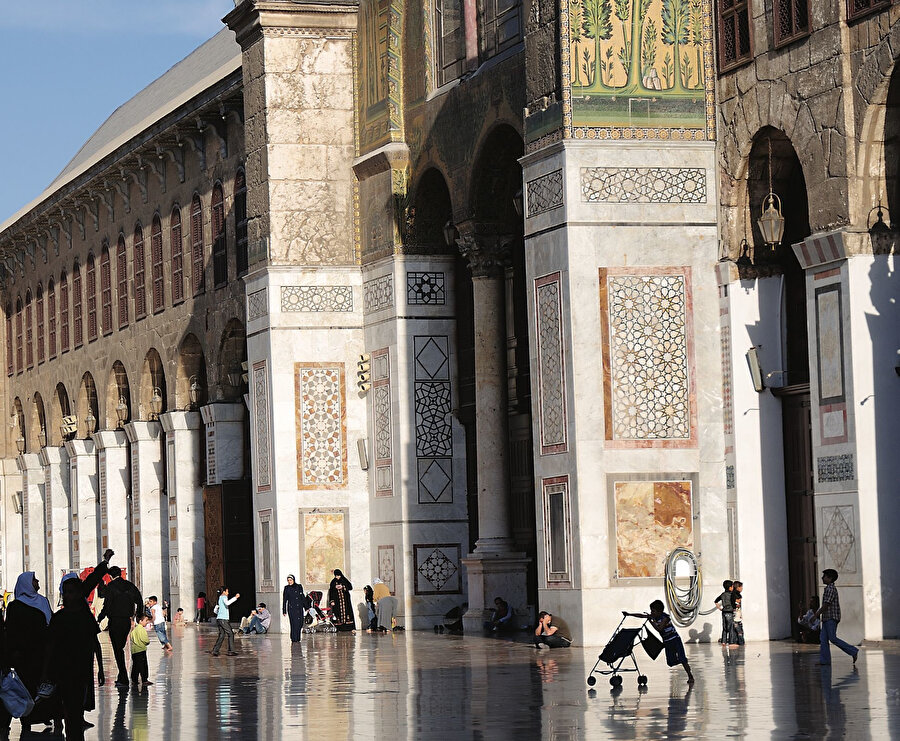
[51,383,71,446]
[408,168,453,252]
[30,392,47,451]
[77,372,99,438]
[217,320,247,402]
[12,397,25,454]
[140,349,167,420]
[176,334,207,410]
[105,361,132,430]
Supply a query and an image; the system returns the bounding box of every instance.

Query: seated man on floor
[484,597,515,632]
[239,603,272,634]
[534,610,572,649]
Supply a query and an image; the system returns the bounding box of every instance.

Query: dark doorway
[203,480,255,621]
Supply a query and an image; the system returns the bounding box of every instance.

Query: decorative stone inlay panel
[817,454,855,483]
[407,271,446,305]
[414,336,452,503]
[417,458,452,503]
[600,269,695,446]
[378,544,396,594]
[526,169,564,217]
[726,465,735,490]
[281,285,353,312]
[721,322,734,437]
[414,383,452,457]
[253,361,271,491]
[582,167,707,204]
[363,274,393,312]
[535,273,567,454]
[372,348,392,497]
[295,364,347,489]
[247,288,268,321]
[821,505,856,572]
[414,544,461,594]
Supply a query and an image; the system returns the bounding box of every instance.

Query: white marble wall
[40,446,70,585]
[201,404,245,485]
[66,439,100,570]
[93,431,130,569]
[0,459,24,586]
[17,453,46,588]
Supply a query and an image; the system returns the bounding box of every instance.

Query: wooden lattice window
[151,215,164,313]
[717,0,752,73]
[47,280,56,360]
[847,0,892,22]
[15,298,22,372]
[774,0,809,48]
[101,246,112,336]
[25,290,33,369]
[60,273,70,354]
[191,195,205,296]
[36,284,44,364]
[436,0,465,85]
[212,183,227,288]
[171,207,184,304]
[134,224,146,320]
[86,253,97,342]
[5,304,12,376]
[117,236,128,328]
[73,261,83,349]
[482,0,522,59]
[235,171,248,276]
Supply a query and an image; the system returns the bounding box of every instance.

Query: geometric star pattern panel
[414,544,461,594]
[372,348,392,497]
[247,288,268,320]
[378,544,396,594]
[817,454,855,483]
[295,363,347,489]
[600,268,695,447]
[414,336,452,504]
[526,169,564,217]
[364,273,393,313]
[821,505,856,573]
[581,167,707,204]
[253,360,271,491]
[281,285,353,312]
[407,272,446,305]
[535,273,567,454]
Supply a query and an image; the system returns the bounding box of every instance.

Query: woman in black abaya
[327,569,356,633]
[282,575,305,642]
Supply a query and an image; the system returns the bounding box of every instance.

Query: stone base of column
[461,552,530,635]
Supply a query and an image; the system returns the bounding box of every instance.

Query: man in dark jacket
[98,566,143,687]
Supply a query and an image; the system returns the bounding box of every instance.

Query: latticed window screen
[191,195,205,296]
[774,0,809,47]
[717,0,752,72]
[48,280,56,359]
[847,0,892,22]
[117,237,128,328]
[436,0,465,85]
[151,216,164,313]
[25,291,33,369]
[86,254,97,342]
[72,262,83,349]
[60,274,69,354]
[101,247,112,336]
[15,299,22,371]
[171,207,184,304]
[212,184,227,288]
[134,225,146,319]
[5,305,13,376]
[36,285,44,364]
[482,0,522,59]
[235,171,248,276]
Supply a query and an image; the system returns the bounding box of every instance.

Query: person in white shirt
[147,596,173,652]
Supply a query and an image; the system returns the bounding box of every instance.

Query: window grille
[48,281,56,359]
[235,172,248,276]
[847,0,892,22]
[134,225,146,320]
[774,0,809,48]
[482,0,522,60]
[5,304,13,376]
[25,290,33,369]
[86,253,97,342]
[117,236,128,328]
[212,184,227,288]
[15,298,22,372]
[60,273,70,354]
[101,246,112,336]
[73,262,83,349]
[435,0,465,85]
[716,0,752,72]
[191,195,205,296]
[36,284,44,364]
[151,215,164,313]
[171,208,184,304]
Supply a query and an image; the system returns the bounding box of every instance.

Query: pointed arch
[217,319,247,401]
[140,348,167,420]
[76,372,99,438]
[177,334,207,410]
[30,392,46,451]
[106,360,132,429]
[12,397,25,452]
[51,382,71,446]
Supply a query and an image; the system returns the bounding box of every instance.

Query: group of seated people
[481,597,573,649]
[797,596,821,642]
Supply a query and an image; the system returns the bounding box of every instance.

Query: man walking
[99,566,143,686]
[814,569,859,666]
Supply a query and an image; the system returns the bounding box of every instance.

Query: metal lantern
[443,220,458,249]
[116,396,128,426]
[757,193,785,248]
[37,427,47,448]
[150,387,163,418]
[15,435,25,454]
[189,375,201,407]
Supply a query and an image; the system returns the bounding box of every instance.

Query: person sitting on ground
[147,597,173,652]
[239,603,272,635]
[534,611,572,649]
[174,608,185,625]
[624,600,694,684]
[797,596,821,643]
[484,597,514,632]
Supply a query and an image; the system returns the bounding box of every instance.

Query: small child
[148,596,173,652]
[174,608,185,625]
[130,615,154,687]
[732,581,744,645]
[364,586,377,632]
[715,580,737,647]
[196,592,207,623]
[625,600,694,684]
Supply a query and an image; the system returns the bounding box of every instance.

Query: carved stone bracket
[157,144,185,184]
[456,225,513,279]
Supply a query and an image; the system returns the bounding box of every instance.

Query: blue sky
[0,0,235,224]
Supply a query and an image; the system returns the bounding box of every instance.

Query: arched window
[36,284,44,364]
[101,245,112,335]
[117,235,128,328]
[171,207,184,304]
[15,297,23,372]
[86,253,97,342]
[47,280,56,359]
[60,272,70,354]
[191,194,205,296]
[134,224,146,319]
[212,182,227,287]
[5,304,13,376]
[151,214,164,313]
[235,170,248,276]
[73,260,83,349]
[25,290,33,369]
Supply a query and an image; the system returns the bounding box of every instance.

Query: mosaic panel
[581,168,706,204]
[726,465,735,490]
[600,269,694,446]
[535,274,567,454]
[821,505,857,573]
[295,364,347,489]
[281,285,353,313]
[303,510,346,586]
[247,288,268,321]
[417,458,453,503]
[372,348,392,497]
[815,285,845,404]
[363,273,393,313]
[378,544,396,595]
[253,361,271,491]
[407,272,446,305]
[817,454,855,483]
[414,544,461,595]
[526,169,564,217]
[721,322,734,437]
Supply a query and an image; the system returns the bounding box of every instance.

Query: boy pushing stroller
[624,600,694,684]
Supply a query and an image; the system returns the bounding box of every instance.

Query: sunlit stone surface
[12,624,898,739]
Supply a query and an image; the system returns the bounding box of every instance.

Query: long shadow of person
[131,687,149,741]
[110,686,129,741]
[820,664,858,738]
[666,685,693,736]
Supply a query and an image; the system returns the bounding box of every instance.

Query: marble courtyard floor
[10,624,898,739]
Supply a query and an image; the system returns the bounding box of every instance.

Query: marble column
[457,227,529,632]
[0,459,24,581]
[17,453,47,587]
[65,439,100,570]
[93,430,130,565]
[124,421,167,599]
[160,411,205,620]
[200,403,245,484]
[39,446,70,582]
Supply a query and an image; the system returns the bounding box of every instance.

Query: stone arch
[468,124,524,230]
[76,372,99,438]
[12,397,25,453]
[105,360,132,429]
[139,348,167,420]
[29,392,46,451]
[408,167,454,252]
[217,319,246,402]
[176,333,207,410]
[51,382,71,446]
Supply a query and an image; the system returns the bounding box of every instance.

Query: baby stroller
[302,591,337,633]
[587,613,662,688]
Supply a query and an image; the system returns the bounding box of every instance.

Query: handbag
[0,669,35,718]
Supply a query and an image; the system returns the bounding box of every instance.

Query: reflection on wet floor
[9,624,898,739]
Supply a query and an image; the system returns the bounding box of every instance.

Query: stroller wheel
[638,675,648,686]
[610,675,623,688]
[586,675,597,687]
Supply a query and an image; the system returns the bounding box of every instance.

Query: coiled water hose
[664,547,717,627]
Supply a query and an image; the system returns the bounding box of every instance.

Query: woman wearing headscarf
[372,578,397,632]
[328,569,356,633]
[282,575,305,643]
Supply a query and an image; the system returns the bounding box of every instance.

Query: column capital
[64,439,96,458]
[123,420,163,444]
[225,0,358,48]
[39,446,69,466]
[200,402,245,425]
[92,430,129,451]
[16,452,42,472]
[159,411,202,434]
[456,222,514,278]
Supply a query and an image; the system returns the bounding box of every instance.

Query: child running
[130,614,154,687]
[625,600,694,684]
